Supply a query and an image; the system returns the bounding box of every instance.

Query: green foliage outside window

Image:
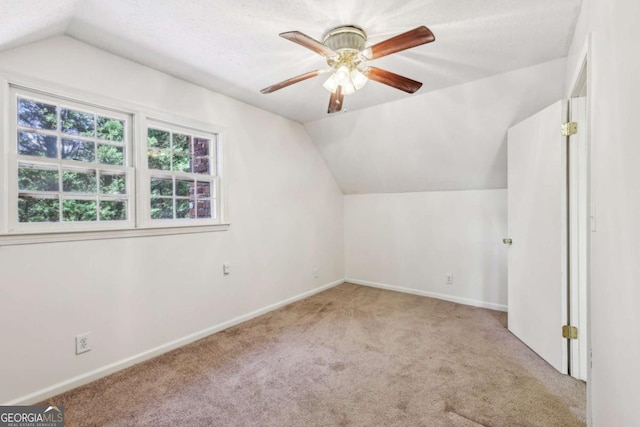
[18,197,60,223]
[17,98,128,223]
[14,96,215,226]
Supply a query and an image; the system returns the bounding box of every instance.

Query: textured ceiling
[0,0,582,123]
[0,0,80,51]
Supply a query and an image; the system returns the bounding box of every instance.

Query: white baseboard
[5,278,345,406]
[346,278,508,312]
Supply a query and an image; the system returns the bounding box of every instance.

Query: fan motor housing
[323,25,367,53]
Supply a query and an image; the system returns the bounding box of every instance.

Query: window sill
[0,223,231,246]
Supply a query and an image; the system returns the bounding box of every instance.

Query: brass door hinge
[561,122,578,136]
[562,325,578,339]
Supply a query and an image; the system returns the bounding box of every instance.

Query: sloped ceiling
[305,58,567,193]
[0,0,582,124]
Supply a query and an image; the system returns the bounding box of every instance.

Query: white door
[568,96,588,381]
[507,100,568,374]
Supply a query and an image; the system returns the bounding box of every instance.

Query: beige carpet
[40,284,586,426]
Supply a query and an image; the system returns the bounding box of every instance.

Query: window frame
[0,73,229,245]
[9,88,135,233]
[137,117,221,228]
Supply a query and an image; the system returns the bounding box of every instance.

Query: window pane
[172,152,191,173]
[97,117,124,142]
[148,149,170,170]
[172,134,191,172]
[100,172,126,195]
[150,178,173,196]
[100,200,127,221]
[61,109,95,137]
[173,133,191,152]
[18,196,59,222]
[197,199,212,218]
[18,98,57,130]
[63,170,97,193]
[193,138,209,157]
[97,144,124,165]
[62,139,95,163]
[175,179,194,197]
[18,165,59,192]
[194,138,212,175]
[193,156,210,175]
[150,197,173,219]
[148,128,170,149]
[176,199,194,219]
[196,181,211,198]
[62,199,97,221]
[18,131,58,158]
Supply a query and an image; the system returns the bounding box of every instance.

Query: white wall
[345,190,507,310]
[335,60,564,314]
[0,36,345,404]
[565,0,640,425]
[305,59,566,194]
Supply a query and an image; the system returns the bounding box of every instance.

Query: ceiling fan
[260,25,435,114]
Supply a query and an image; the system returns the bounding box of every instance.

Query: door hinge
[561,122,578,136]
[562,325,578,339]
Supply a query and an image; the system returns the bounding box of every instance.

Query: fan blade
[327,85,344,114]
[260,70,321,94]
[280,31,336,58]
[365,26,435,60]
[365,67,423,93]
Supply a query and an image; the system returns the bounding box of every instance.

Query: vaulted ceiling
[1,0,582,124]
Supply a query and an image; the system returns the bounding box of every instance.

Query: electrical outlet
[313,267,319,279]
[76,333,91,355]
[446,274,453,285]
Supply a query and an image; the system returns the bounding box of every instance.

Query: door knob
[503,238,512,245]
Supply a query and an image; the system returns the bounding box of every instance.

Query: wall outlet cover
[76,333,91,355]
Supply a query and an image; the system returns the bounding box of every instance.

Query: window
[0,82,226,242]
[145,123,218,223]
[10,91,133,232]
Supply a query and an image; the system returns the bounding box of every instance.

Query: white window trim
[0,224,230,246]
[138,117,221,228]
[9,88,136,233]
[0,72,230,246]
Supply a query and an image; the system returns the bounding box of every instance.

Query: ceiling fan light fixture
[334,65,350,85]
[262,25,435,113]
[323,66,368,95]
[350,68,368,90]
[341,81,356,96]
[322,74,339,93]
[323,74,356,95]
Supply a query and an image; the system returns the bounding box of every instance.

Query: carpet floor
[41,284,586,426]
